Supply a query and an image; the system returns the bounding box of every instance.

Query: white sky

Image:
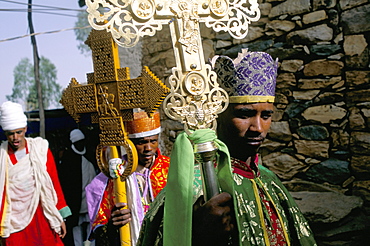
[0,0,93,109]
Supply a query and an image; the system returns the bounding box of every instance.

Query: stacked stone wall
[142,0,370,244]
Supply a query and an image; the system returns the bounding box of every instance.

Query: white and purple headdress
[211,49,278,103]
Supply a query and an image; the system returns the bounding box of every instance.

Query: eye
[234,110,255,119]
[261,112,273,120]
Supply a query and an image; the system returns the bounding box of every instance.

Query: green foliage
[78,0,86,8]
[74,10,92,56]
[6,57,62,111]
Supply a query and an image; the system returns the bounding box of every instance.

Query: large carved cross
[86,0,261,131]
[61,28,169,175]
[60,29,170,245]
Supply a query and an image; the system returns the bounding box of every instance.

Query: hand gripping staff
[98,142,138,246]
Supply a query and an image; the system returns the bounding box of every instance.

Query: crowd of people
[0,50,317,246]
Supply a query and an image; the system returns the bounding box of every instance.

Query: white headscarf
[70,129,85,143]
[0,101,27,131]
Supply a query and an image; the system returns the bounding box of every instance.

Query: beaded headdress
[211,49,278,103]
[124,109,161,139]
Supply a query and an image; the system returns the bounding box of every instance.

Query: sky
[0,0,93,109]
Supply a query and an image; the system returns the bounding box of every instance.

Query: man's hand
[59,221,67,238]
[192,192,235,246]
[111,202,131,227]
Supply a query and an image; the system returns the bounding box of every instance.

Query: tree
[74,10,91,56]
[7,57,62,111]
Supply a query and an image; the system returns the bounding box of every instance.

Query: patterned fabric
[211,49,278,103]
[90,150,169,236]
[137,156,317,246]
[150,154,170,197]
[229,157,287,245]
[230,157,288,246]
[91,179,115,231]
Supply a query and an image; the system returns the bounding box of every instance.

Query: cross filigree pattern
[86,0,260,131]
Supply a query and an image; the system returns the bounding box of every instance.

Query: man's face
[131,134,159,167]
[73,139,85,152]
[217,103,274,161]
[5,127,27,151]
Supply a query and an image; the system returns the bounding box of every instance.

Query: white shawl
[0,137,63,237]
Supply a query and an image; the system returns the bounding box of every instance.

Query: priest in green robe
[137,49,317,246]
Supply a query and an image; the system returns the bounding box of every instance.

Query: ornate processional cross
[60,29,170,178]
[86,0,261,131]
[60,28,170,245]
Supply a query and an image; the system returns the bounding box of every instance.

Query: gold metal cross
[60,28,169,245]
[60,28,169,176]
[86,0,261,131]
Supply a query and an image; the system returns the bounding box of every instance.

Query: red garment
[148,152,170,197]
[92,150,169,229]
[0,141,68,246]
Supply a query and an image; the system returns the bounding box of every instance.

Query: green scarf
[163,129,239,246]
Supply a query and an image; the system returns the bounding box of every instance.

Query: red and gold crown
[124,110,161,138]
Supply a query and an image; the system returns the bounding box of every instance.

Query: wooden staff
[106,143,138,246]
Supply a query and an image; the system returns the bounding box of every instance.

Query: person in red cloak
[0,101,71,246]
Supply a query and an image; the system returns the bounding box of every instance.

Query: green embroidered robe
[137,157,316,246]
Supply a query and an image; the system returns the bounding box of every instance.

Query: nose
[13,132,20,140]
[249,116,263,133]
[143,142,153,152]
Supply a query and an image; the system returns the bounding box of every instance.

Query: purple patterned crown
[211,49,278,103]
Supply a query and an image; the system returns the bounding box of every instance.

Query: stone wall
[141,0,370,244]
